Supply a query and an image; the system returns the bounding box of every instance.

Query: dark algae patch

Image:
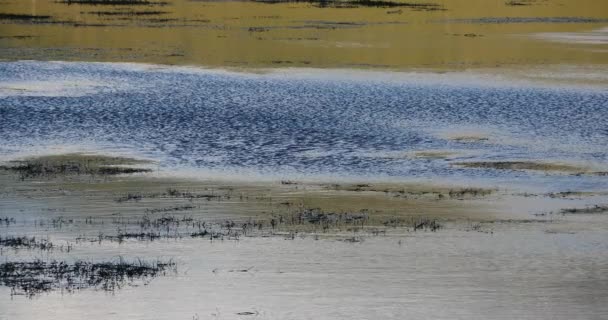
[0,258,176,297]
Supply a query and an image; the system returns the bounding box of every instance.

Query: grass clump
[0,258,176,297]
[0,236,54,251]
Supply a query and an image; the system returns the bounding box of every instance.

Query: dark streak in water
[58,0,169,5]
[0,13,52,21]
[86,10,170,16]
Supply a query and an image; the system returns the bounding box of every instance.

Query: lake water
[1,60,608,319]
[1,61,607,191]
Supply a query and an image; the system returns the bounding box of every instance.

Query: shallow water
[1,225,607,320]
[0,61,607,191]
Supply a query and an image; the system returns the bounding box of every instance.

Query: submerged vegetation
[453,161,585,173]
[0,258,175,297]
[58,0,169,5]
[0,154,153,179]
[0,14,52,21]
[0,236,55,251]
[560,205,608,215]
[251,0,444,9]
[87,10,169,16]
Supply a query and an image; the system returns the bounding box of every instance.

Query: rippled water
[1,61,608,319]
[1,61,607,190]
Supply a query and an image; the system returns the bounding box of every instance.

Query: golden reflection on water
[0,0,607,69]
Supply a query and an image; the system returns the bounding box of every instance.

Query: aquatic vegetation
[439,17,608,24]
[327,183,495,200]
[87,10,170,16]
[144,205,197,214]
[0,14,52,21]
[0,154,153,179]
[505,0,536,6]
[115,188,227,202]
[0,217,17,226]
[59,0,169,5]
[453,161,585,173]
[251,0,444,10]
[560,205,608,215]
[0,236,54,251]
[0,258,176,297]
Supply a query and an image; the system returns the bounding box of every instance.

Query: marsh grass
[0,236,55,251]
[64,206,443,245]
[0,258,176,297]
[115,188,227,202]
[327,183,495,200]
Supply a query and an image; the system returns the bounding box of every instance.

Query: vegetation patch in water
[0,236,55,251]
[0,13,52,21]
[240,0,444,10]
[0,153,153,179]
[58,0,168,5]
[0,258,176,297]
[87,10,169,16]
[505,0,536,6]
[560,205,608,215]
[439,17,608,24]
[453,161,585,173]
